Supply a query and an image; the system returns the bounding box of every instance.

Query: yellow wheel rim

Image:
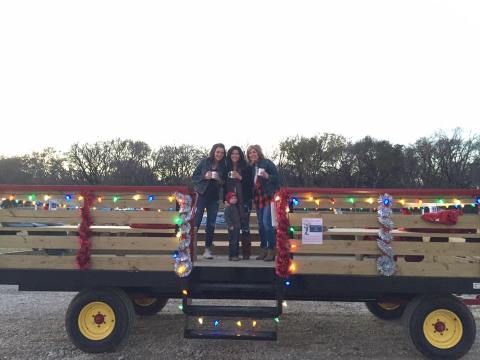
[134,298,157,307]
[378,302,401,311]
[78,302,116,341]
[423,309,463,349]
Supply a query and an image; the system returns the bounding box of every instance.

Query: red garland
[275,189,291,278]
[421,209,463,225]
[76,191,95,270]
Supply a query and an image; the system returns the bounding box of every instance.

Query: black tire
[365,301,406,320]
[402,294,476,360]
[65,288,135,353]
[110,288,136,327]
[132,297,168,316]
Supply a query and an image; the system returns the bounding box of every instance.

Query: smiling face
[230,149,240,164]
[214,147,225,162]
[248,148,259,163]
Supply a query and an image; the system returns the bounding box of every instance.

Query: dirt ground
[0,285,479,360]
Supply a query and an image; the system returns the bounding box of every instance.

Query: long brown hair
[208,143,226,163]
[246,144,265,164]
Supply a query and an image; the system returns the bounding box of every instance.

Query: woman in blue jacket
[192,143,226,259]
[246,144,280,261]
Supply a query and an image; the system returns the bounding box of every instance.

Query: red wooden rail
[1,184,478,197]
[282,187,480,197]
[0,184,190,193]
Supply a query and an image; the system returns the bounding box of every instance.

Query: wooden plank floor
[194,256,275,268]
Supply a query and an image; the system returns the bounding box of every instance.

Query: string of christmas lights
[173,192,195,278]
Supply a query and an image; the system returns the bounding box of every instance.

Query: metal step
[184,304,281,318]
[190,282,276,294]
[184,328,277,341]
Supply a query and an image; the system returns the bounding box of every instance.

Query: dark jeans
[241,203,252,257]
[228,228,240,257]
[256,202,276,250]
[195,194,219,248]
[241,203,251,232]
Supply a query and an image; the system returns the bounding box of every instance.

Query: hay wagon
[0,184,479,359]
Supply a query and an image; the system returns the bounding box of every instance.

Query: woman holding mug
[192,143,226,259]
[224,146,254,259]
[246,145,280,261]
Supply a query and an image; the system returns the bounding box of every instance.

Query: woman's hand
[231,171,242,180]
[259,171,269,180]
[204,171,212,179]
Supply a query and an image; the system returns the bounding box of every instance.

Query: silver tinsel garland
[173,192,194,277]
[376,194,396,276]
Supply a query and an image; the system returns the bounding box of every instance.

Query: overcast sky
[0,1,479,156]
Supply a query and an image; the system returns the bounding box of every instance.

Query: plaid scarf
[254,176,271,209]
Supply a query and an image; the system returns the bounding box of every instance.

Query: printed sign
[302,218,324,244]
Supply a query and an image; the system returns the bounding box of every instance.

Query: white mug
[257,168,265,176]
[211,171,219,179]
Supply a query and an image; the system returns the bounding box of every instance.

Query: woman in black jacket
[224,146,254,259]
[192,143,226,259]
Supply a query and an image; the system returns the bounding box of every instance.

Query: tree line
[0,129,478,188]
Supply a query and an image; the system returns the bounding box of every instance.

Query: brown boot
[241,231,251,260]
[264,249,276,261]
[256,248,267,260]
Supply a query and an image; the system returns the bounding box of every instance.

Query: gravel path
[0,285,479,360]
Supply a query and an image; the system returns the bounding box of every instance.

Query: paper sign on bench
[302,218,324,244]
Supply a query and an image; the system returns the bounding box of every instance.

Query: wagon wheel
[365,301,406,320]
[403,294,476,359]
[65,288,135,353]
[132,296,168,316]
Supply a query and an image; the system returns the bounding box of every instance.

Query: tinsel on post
[76,191,95,270]
[173,192,195,278]
[275,189,291,278]
[376,193,396,276]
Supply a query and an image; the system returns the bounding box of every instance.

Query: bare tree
[67,141,116,184]
[153,145,207,185]
[277,133,349,187]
